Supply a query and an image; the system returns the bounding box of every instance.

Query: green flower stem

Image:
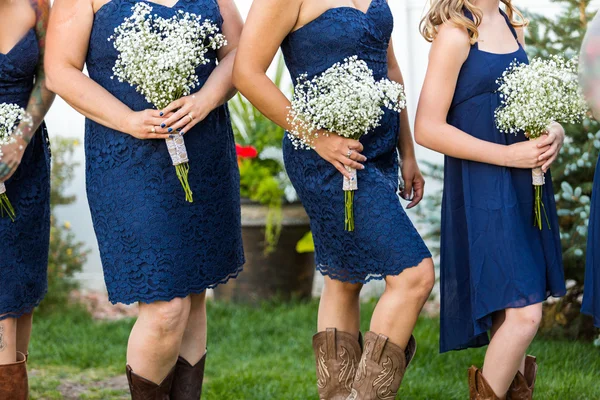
[345,190,354,232]
[0,193,15,222]
[175,162,193,203]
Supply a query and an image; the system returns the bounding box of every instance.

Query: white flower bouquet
[110,3,227,202]
[495,55,588,229]
[0,103,32,221]
[288,56,407,231]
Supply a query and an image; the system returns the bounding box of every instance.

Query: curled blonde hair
[420,0,528,44]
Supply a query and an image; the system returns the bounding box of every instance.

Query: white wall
[44,0,597,289]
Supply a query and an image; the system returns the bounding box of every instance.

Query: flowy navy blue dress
[280,0,431,284]
[86,0,244,305]
[583,157,600,327]
[439,10,566,353]
[0,29,51,320]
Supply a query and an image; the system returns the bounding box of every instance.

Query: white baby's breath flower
[287,56,407,149]
[495,55,588,139]
[0,103,31,159]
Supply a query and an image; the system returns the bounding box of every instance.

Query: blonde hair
[420,0,528,45]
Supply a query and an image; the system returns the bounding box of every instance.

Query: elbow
[413,119,429,148]
[232,59,247,93]
[44,65,61,95]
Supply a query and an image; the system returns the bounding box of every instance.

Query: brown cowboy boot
[313,328,363,400]
[346,331,416,400]
[170,352,207,400]
[0,351,28,400]
[507,356,538,400]
[468,366,501,400]
[126,364,176,400]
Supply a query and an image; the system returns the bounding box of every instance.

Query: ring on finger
[151,126,156,134]
[346,149,353,158]
[187,113,194,123]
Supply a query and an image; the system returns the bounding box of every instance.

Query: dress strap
[500,9,519,41]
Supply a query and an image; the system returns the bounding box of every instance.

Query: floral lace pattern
[86,0,244,305]
[280,0,431,283]
[0,29,51,320]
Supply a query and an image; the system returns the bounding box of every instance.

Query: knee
[506,305,542,336]
[323,278,363,298]
[387,260,435,302]
[144,297,191,336]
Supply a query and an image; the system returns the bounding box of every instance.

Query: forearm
[234,69,293,131]
[46,66,133,132]
[388,65,416,159]
[415,121,508,166]
[18,71,54,143]
[193,50,238,110]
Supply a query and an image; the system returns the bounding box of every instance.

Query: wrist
[500,145,511,167]
[119,110,134,135]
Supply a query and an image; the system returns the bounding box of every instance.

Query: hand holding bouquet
[495,55,588,229]
[0,103,32,221]
[288,56,407,231]
[110,3,227,202]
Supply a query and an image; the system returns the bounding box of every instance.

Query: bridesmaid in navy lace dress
[235,0,434,397]
[416,1,566,398]
[0,0,53,397]
[583,158,600,328]
[46,0,243,397]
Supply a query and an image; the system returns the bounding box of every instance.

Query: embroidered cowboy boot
[468,366,501,400]
[507,356,538,400]
[312,328,363,400]
[346,331,416,400]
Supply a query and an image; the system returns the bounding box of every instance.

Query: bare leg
[179,292,207,365]
[317,277,363,337]
[0,317,17,364]
[127,297,191,383]
[482,303,543,399]
[369,258,435,348]
[490,311,526,374]
[15,312,33,356]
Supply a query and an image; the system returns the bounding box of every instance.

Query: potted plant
[213,56,315,303]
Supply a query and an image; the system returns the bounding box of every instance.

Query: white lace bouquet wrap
[110,3,227,202]
[495,55,588,229]
[287,56,407,231]
[0,103,31,221]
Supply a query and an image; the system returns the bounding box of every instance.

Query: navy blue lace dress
[0,29,51,320]
[583,158,600,327]
[439,10,566,353]
[281,0,431,283]
[87,0,244,305]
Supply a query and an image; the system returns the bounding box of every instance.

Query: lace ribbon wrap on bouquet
[0,182,15,221]
[166,136,193,202]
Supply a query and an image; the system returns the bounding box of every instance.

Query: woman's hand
[400,157,425,209]
[312,133,367,179]
[0,136,27,183]
[121,110,172,140]
[536,122,565,172]
[505,140,551,169]
[159,93,215,135]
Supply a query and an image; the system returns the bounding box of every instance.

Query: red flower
[235,144,258,159]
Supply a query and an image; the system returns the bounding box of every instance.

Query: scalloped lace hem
[0,289,47,321]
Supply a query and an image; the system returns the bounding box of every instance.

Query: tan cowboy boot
[507,356,538,400]
[346,331,416,400]
[313,328,363,400]
[0,351,28,400]
[468,366,501,400]
[170,352,207,400]
[126,364,176,400]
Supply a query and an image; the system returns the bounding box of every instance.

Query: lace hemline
[0,288,47,321]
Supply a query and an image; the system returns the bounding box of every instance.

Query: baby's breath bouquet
[0,103,32,221]
[288,56,407,231]
[495,55,588,230]
[110,3,227,202]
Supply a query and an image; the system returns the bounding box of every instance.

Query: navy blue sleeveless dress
[87,0,244,305]
[439,10,566,352]
[583,158,600,327]
[0,29,51,320]
[281,0,431,283]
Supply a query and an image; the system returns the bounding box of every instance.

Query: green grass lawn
[29,300,600,399]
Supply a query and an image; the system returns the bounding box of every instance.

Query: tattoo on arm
[0,324,6,352]
[19,0,55,144]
